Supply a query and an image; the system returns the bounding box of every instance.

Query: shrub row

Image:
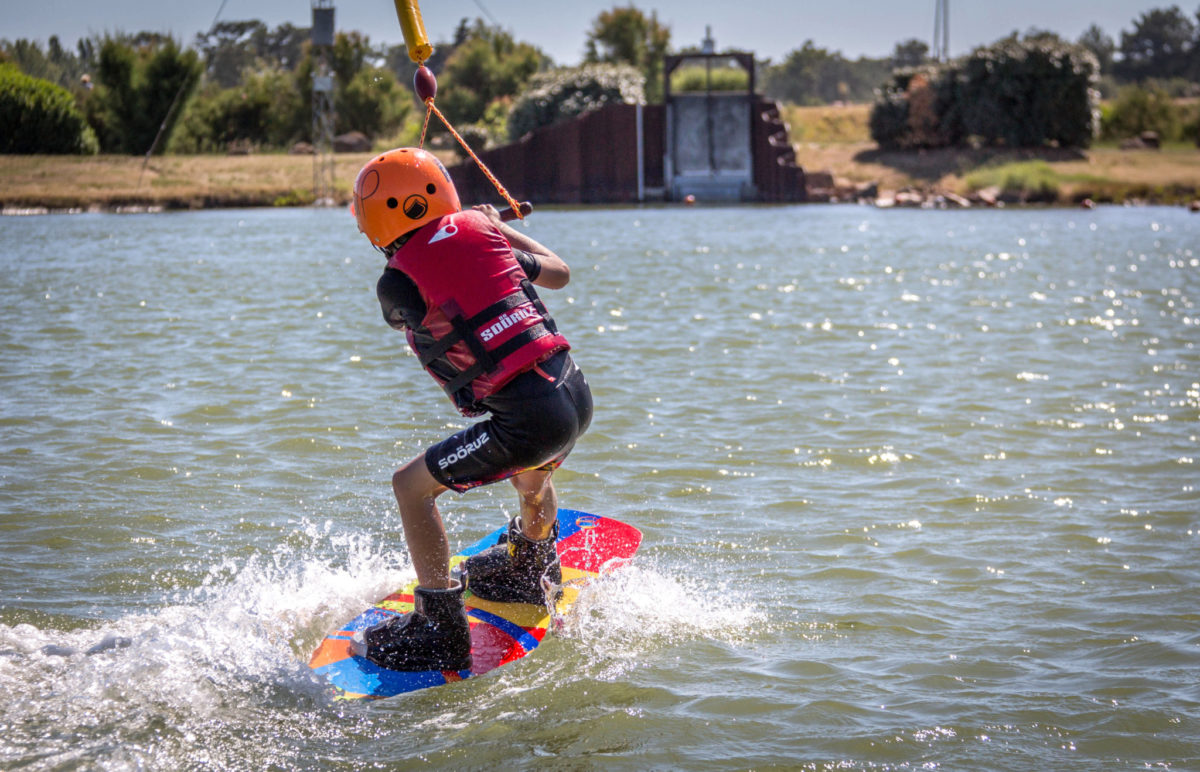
[0,63,98,154]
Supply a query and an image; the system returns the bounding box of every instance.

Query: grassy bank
[3,110,1199,211]
[782,103,1200,204]
[791,141,1200,204]
[0,153,374,211]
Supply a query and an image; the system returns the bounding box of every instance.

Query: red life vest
[387,210,570,416]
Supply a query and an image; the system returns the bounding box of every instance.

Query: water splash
[0,520,412,768]
[550,559,764,682]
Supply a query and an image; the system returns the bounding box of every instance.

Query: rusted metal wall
[449,103,664,206]
[752,98,807,203]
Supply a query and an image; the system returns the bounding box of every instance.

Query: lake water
[1,203,1197,770]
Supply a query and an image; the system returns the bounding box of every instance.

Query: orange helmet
[352,147,461,251]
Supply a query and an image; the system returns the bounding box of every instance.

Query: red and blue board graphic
[309,509,641,699]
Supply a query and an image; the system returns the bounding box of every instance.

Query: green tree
[584,6,670,102]
[88,35,202,154]
[1196,6,1200,79]
[1021,28,1065,44]
[330,31,373,86]
[891,38,931,69]
[0,36,94,89]
[261,23,309,69]
[762,42,827,105]
[294,31,415,141]
[763,41,889,105]
[195,20,270,87]
[1078,24,1116,75]
[195,19,310,79]
[437,20,546,127]
[1117,6,1196,81]
[384,17,464,90]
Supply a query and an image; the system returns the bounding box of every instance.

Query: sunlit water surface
[1,204,1197,770]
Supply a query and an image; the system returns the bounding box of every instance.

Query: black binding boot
[357,581,472,672]
[463,518,562,605]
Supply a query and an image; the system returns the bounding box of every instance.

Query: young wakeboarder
[349,147,592,671]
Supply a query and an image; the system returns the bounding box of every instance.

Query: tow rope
[393,0,526,221]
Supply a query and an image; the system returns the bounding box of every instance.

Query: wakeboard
[309,508,641,699]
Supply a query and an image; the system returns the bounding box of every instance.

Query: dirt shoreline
[2,146,1199,215]
[0,153,375,215]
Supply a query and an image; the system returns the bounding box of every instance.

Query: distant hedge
[871,38,1099,150]
[0,63,98,154]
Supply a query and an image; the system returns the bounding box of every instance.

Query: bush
[966,160,1062,201]
[452,124,492,158]
[1101,85,1181,141]
[869,37,1098,150]
[375,113,426,151]
[0,63,98,153]
[479,96,512,142]
[870,66,949,149]
[953,38,1097,148]
[170,68,303,153]
[669,64,749,93]
[337,67,410,139]
[1185,105,1200,148]
[868,90,909,150]
[507,63,643,140]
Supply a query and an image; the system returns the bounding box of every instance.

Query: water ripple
[2,205,1199,769]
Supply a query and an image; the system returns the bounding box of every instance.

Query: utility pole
[312,1,336,206]
[932,0,950,62]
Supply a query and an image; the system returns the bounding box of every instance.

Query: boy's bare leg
[510,469,557,540]
[392,454,452,588]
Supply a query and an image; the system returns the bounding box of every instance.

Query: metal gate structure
[447,46,806,205]
[663,50,756,202]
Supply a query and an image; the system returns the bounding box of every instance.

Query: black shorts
[425,352,593,492]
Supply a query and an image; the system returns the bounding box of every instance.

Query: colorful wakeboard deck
[309,509,641,699]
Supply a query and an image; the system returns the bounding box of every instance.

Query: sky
[3,0,1182,64]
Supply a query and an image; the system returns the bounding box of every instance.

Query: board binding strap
[309,509,641,700]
